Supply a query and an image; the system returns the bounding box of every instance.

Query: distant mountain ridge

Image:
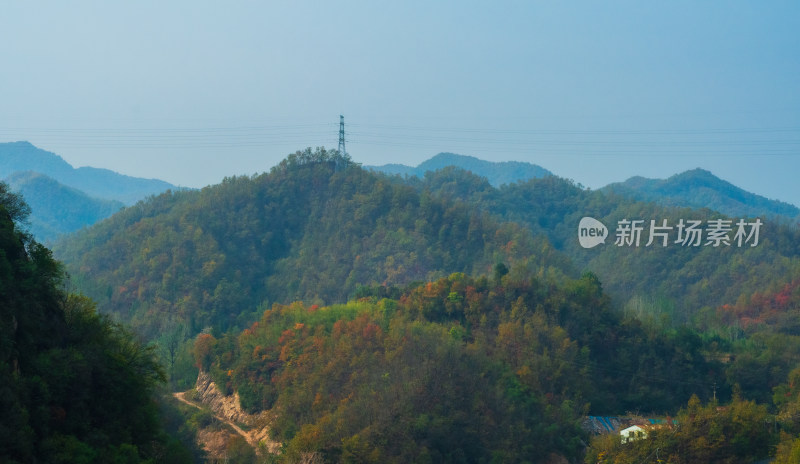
[0,141,178,205]
[369,155,798,220]
[5,171,124,243]
[603,168,800,221]
[367,152,553,186]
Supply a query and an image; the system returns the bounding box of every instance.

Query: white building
[620,425,648,443]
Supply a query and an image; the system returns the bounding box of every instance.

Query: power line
[1,121,798,156]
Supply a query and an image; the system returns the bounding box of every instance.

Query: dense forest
[407,166,800,327]
[54,149,800,340]
[195,271,800,463]
[0,183,193,463]
[197,271,715,462]
[54,149,572,340]
[31,148,800,462]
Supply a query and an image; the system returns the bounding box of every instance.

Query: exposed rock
[194,371,249,424]
[194,370,281,454]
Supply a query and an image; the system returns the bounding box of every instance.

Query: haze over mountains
[2,141,798,244]
[0,141,178,204]
[604,168,800,221]
[0,141,181,240]
[370,152,800,220]
[367,152,553,186]
[4,171,125,243]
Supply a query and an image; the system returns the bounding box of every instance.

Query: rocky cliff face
[194,370,281,454]
[194,371,250,424]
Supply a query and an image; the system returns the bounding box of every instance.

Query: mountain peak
[0,141,178,205]
[422,152,481,165]
[604,168,799,219]
[680,167,714,176]
[0,141,74,175]
[670,168,722,183]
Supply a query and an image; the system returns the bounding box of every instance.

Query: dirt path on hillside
[173,391,262,453]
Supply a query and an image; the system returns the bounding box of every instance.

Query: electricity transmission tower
[338,115,346,156]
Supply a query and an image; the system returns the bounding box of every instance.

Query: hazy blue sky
[2,2,799,205]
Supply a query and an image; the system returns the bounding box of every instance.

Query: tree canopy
[0,182,189,463]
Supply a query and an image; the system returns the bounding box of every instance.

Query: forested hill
[367,152,552,186]
[411,167,800,327]
[197,271,726,462]
[49,150,800,462]
[55,150,800,339]
[197,266,800,463]
[54,148,573,338]
[603,168,800,221]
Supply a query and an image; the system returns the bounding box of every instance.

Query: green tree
[0,182,188,463]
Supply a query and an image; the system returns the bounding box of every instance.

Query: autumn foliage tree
[193,332,217,371]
